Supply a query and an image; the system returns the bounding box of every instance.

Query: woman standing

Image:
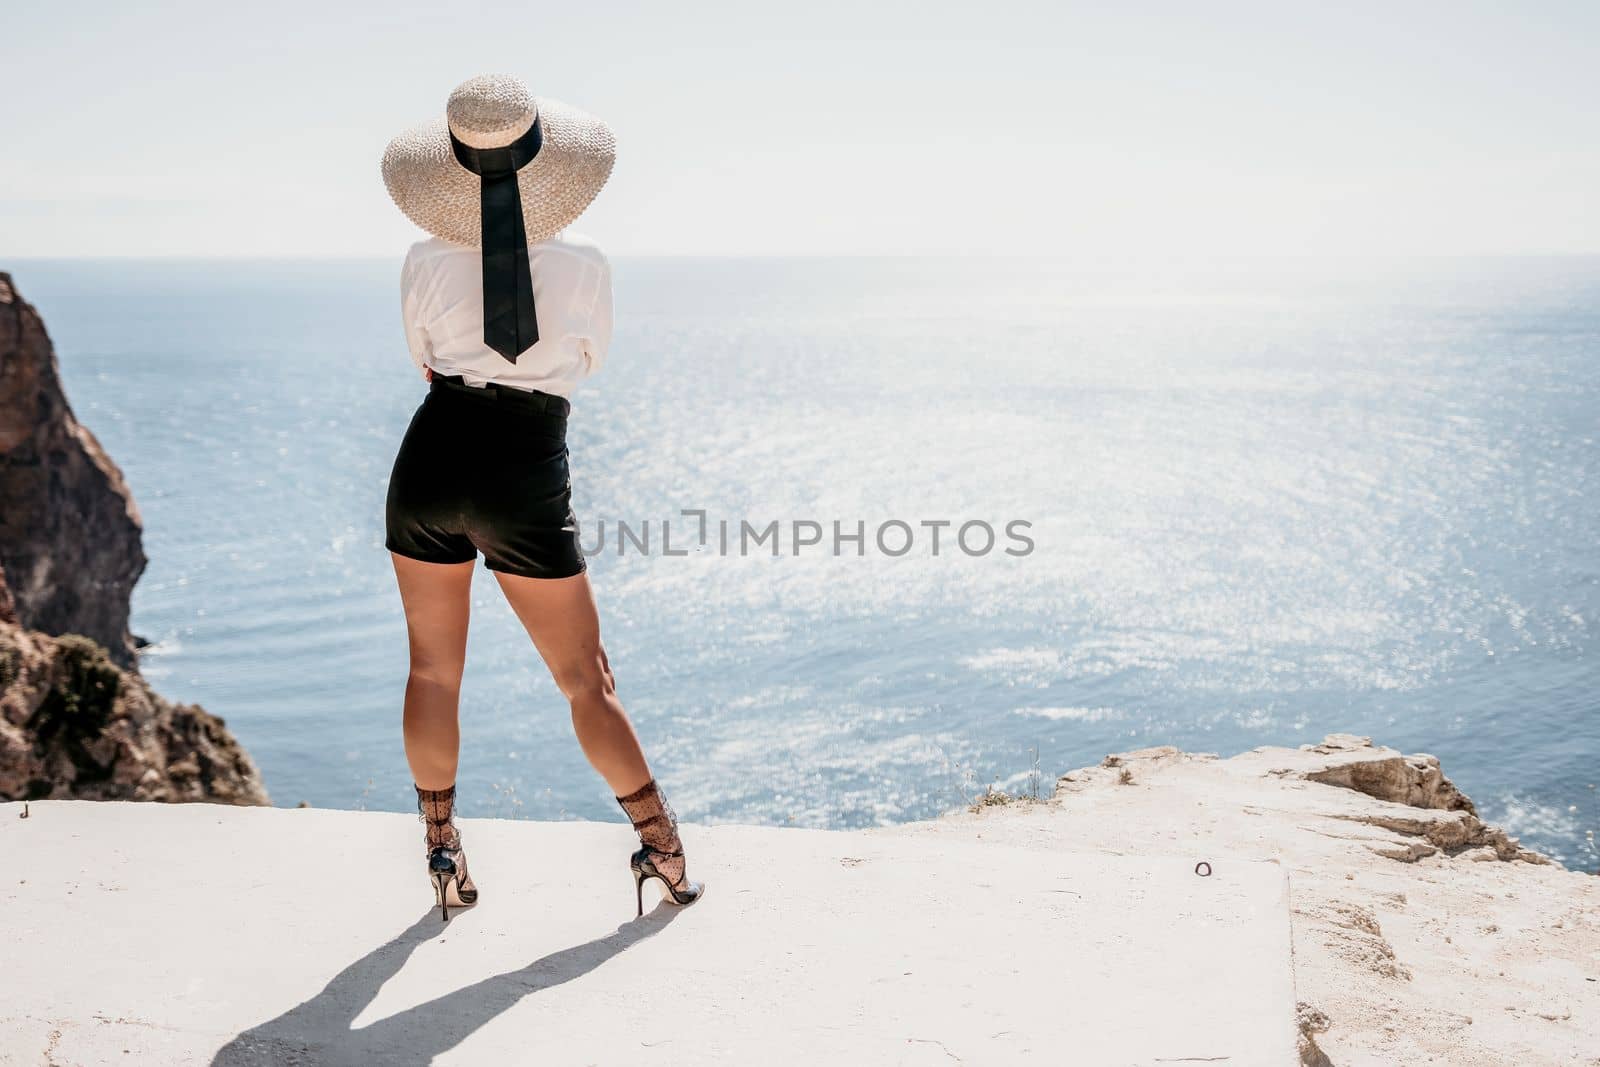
[380,74,701,921]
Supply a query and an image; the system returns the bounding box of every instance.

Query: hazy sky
[2,1,1596,257]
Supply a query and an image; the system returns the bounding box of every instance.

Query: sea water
[11,255,1598,866]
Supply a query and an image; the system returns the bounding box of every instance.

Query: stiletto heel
[434,871,452,922]
[617,779,704,918]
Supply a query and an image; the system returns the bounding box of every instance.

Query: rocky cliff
[0,271,267,805]
[0,271,146,668]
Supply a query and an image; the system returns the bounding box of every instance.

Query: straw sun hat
[381,74,616,248]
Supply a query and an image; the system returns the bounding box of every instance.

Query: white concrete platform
[0,801,1299,1065]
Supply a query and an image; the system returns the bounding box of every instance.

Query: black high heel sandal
[428,845,478,921]
[631,845,703,917]
[617,778,704,918]
[416,784,479,921]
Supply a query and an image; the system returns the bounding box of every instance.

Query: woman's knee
[408,658,465,691]
[554,653,616,705]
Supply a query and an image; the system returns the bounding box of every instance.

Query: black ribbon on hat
[449,116,543,362]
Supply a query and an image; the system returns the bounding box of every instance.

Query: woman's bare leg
[491,569,652,797]
[391,554,475,791]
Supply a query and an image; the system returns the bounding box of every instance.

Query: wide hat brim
[381,98,615,248]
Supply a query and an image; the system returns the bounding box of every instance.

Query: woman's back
[400,233,613,397]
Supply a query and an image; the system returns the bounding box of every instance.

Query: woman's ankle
[415,783,462,849]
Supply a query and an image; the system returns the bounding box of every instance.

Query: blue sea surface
[10,255,1598,866]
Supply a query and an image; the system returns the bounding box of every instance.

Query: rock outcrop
[1293,732,1477,811]
[0,271,267,805]
[0,610,267,803]
[888,735,1600,1066]
[0,270,146,668]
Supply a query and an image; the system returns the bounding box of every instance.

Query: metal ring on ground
[1194,861,1212,877]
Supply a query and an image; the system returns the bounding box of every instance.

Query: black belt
[429,374,571,418]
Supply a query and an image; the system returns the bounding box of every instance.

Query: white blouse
[399,232,613,398]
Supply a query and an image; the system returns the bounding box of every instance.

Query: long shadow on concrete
[212,905,676,1066]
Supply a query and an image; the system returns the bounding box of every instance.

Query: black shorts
[385,375,586,579]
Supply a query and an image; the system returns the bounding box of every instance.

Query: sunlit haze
[2,0,1597,257]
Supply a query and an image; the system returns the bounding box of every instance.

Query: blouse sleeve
[579,249,614,377]
[399,246,432,379]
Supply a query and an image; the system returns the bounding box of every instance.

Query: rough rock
[0,604,267,804]
[1294,732,1477,810]
[883,734,1600,1067]
[0,271,146,667]
[1237,732,1549,864]
[1296,1002,1332,1067]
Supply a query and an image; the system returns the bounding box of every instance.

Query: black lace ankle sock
[416,784,461,850]
[616,778,687,886]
